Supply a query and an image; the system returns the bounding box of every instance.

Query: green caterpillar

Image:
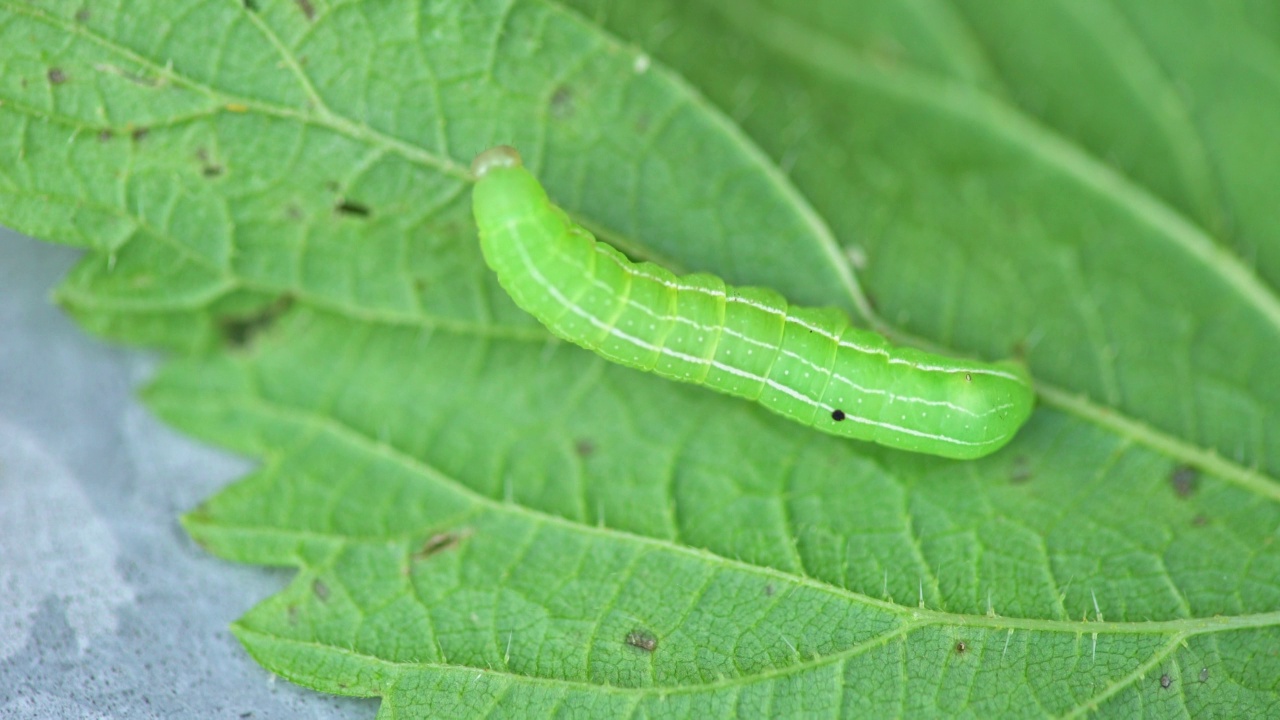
[470,146,1034,459]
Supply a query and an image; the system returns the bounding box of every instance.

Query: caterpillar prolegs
[470,146,1034,459]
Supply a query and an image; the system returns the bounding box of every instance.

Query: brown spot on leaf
[196,148,225,178]
[550,85,574,119]
[218,296,295,349]
[1010,456,1033,484]
[75,8,91,22]
[131,127,149,142]
[98,130,114,142]
[312,579,330,602]
[295,0,315,21]
[1169,464,1199,498]
[574,439,595,458]
[48,68,68,85]
[955,641,967,654]
[335,199,371,218]
[413,529,473,562]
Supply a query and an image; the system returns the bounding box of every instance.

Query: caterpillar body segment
[470,146,1034,459]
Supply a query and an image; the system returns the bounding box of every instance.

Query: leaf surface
[3,0,1279,716]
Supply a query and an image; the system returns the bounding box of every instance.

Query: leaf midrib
[189,385,1280,639]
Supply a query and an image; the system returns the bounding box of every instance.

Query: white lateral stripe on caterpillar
[511,234,1000,450]
[512,221,1008,417]
[583,244,997,416]
[505,217,1002,419]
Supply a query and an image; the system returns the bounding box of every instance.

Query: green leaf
[4,0,1280,716]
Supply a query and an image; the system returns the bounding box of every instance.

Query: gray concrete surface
[0,229,374,719]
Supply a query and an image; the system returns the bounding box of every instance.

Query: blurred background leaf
[2,0,1279,716]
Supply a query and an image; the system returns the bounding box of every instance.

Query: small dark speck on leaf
[764,584,774,596]
[131,127,149,142]
[1160,673,1172,689]
[295,0,316,21]
[197,149,225,178]
[550,85,574,119]
[574,439,595,457]
[48,68,68,85]
[219,296,294,349]
[336,199,371,218]
[312,579,330,601]
[75,8,91,22]
[1169,464,1199,498]
[286,605,298,624]
[1199,667,1209,682]
[98,130,113,142]
[625,629,658,653]
[240,712,254,719]
[413,529,472,561]
[1010,456,1033,484]
[955,641,967,654]
[1192,514,1209,527]
[243,0,259,10]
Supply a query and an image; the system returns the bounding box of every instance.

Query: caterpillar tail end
[472,145,524,178]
